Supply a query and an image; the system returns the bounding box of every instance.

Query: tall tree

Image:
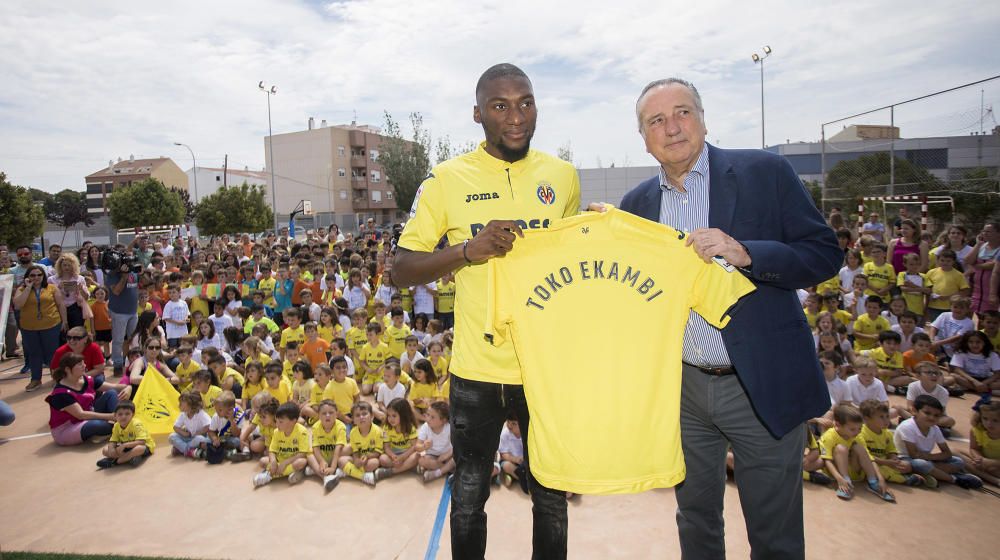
[0,172,45,248]
[435,134,477,164]
[172,187,196,223]
[45,189,95,244]
[379,111,431,215]
[106,177,185,229]
[194,182,273,237]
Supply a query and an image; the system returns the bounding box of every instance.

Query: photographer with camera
[105,250,141,377]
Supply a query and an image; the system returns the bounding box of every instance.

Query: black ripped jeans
[449,375,568,560]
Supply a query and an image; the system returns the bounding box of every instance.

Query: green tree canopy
[106,177,185,229]
[825,153,945,209]
[379,111,431,215]
[45,189,95,244]
[172,187,196,223]
[0,172,45,248]
[194,182,273,237]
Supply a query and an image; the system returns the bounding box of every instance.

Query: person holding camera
[105,257,141,377]
[13,264,67,391]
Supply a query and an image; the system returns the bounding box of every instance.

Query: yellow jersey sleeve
[690,256,757,330]
[399,172,447,252]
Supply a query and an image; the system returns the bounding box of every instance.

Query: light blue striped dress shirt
[657,146,732,367]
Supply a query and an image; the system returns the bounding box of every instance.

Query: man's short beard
[497,139,531,163]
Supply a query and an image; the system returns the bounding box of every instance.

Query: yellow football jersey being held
[486,208,755,494]
[399,142,581,385]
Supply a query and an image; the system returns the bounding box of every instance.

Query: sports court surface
[1,358,996,559]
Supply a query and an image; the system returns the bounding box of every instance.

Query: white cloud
[1,0,998,192]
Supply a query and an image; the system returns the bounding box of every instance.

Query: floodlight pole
[259,81,279,234]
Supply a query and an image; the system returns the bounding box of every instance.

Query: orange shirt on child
[301,338,331,368]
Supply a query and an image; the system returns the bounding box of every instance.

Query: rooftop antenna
[352,110,357,126]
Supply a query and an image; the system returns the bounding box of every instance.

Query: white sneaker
[375,467,393,481]
[323,474,340,493]
[288,470,305,485]
[253,471,273,488]
[305,466,315,477]
[361,472,376,486]
[416,465,425,475]
[423,469,442,483]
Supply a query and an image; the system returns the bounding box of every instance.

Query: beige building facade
[85,156,188,215]
[264,121,406,228]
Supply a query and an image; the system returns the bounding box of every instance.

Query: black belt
[684,362,737,376]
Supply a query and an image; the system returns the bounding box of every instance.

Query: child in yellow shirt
[97,401,154,468]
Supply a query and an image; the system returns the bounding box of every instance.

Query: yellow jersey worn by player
[199,385,223,412]
[111,417,156,453]
[853,314,890,352]
[486,208,755,494]
[926,267,969,311]
[279,325,306,349]
[384,425,418,452]
[818,427,867,481]
[312,419,348,462]
[345,326,367,355]
[399,141,581,385]
[175,359,202,392]
[864,347,903,370]
[269,423,311,477]
[349,422,384,456]
[322,377,360,417]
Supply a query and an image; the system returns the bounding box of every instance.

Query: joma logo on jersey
[470,218,551,237]
[536,182,555,205]
[465,192,500,203]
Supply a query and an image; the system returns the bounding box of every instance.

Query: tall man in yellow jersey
[394,63,579,560]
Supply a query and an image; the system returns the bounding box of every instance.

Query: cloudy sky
[2,0,999,193]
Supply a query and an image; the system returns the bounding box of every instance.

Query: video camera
[101,249,143,274]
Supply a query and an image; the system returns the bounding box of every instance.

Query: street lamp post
[751,45,772,149]
[173,142,199,203]
[259,81,279,234]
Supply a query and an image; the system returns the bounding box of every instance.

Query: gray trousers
[676,364,805,560]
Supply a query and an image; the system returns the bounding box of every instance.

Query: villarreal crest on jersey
[486,208,755,494]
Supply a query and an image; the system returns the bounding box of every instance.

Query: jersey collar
[474,141,537,175]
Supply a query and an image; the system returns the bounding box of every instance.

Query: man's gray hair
[635,78,704,131]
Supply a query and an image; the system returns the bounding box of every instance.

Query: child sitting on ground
[409,359,440,423]
[949,331,1000,395]
[862,330,911,394]
[416,401,455,484]
[253,402,311,487]
[338,401,383,486]
[374,362,407,423]
[928,296,975,360]
[322,356,360,426]
[97,401,154,469]
[242,395,279,457]
[306,399,348,493]
[375,397,421,480]
[290,361,315,410]
[906,361,956,433]
[857,399,927,488]
[205,391,249,463]
[853,297,890,353]
[169,391,211,459]
[819,404,894,501]
[846,356,907,422]
[192,369,222,413]
[894,395,983,489]
[263,362,292,404]
[359,322,391,396]
[801,426,832,486]
[492,413,525,488]
[959,397,1000,486]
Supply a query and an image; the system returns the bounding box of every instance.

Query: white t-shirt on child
[890,325,925,352]
[905,381,949,409]
[845,374,887,405]
[950,351,1000,380]
[376,382,407,409]
[827,377,852,406]
[174,410,211,435]
[498,424,524,459]
[399,350,425,373]
[418,422,451,456]
[930,313,974,357]
[162,300,190,339]
[893,417,946,457]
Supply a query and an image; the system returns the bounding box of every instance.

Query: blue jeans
[449,375,567,560]
[79,390,119,440]
[903,455,965,474]
[168,433,210,454]
[110,311,138,369]
[0,399,15,426]
[21,324,62,381]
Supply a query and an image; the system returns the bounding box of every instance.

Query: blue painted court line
[424,476,452,560]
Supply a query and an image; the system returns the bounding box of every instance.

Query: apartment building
[85,156,188,215]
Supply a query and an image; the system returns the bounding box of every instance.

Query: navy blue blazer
[620,144,843,438]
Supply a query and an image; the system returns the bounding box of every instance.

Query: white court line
[0,432,51,443]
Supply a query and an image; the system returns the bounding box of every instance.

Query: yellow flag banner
[133,366,180,435]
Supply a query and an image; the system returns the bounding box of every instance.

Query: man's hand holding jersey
[465,220,524,262]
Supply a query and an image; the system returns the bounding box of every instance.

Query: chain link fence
[817,76,1000,235]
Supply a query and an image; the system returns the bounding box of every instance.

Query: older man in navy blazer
[619,79,842,560]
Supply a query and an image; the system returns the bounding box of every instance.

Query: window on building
[370,170,381,183]
[216,175,221,182]
[371,190,382,202]
[386,191,393,199]
[337,168,346,177]
[370,149,379,161]
[338,146,345,157]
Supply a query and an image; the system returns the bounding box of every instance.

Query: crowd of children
[797,218,1000,499]
[52,229,523,491]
